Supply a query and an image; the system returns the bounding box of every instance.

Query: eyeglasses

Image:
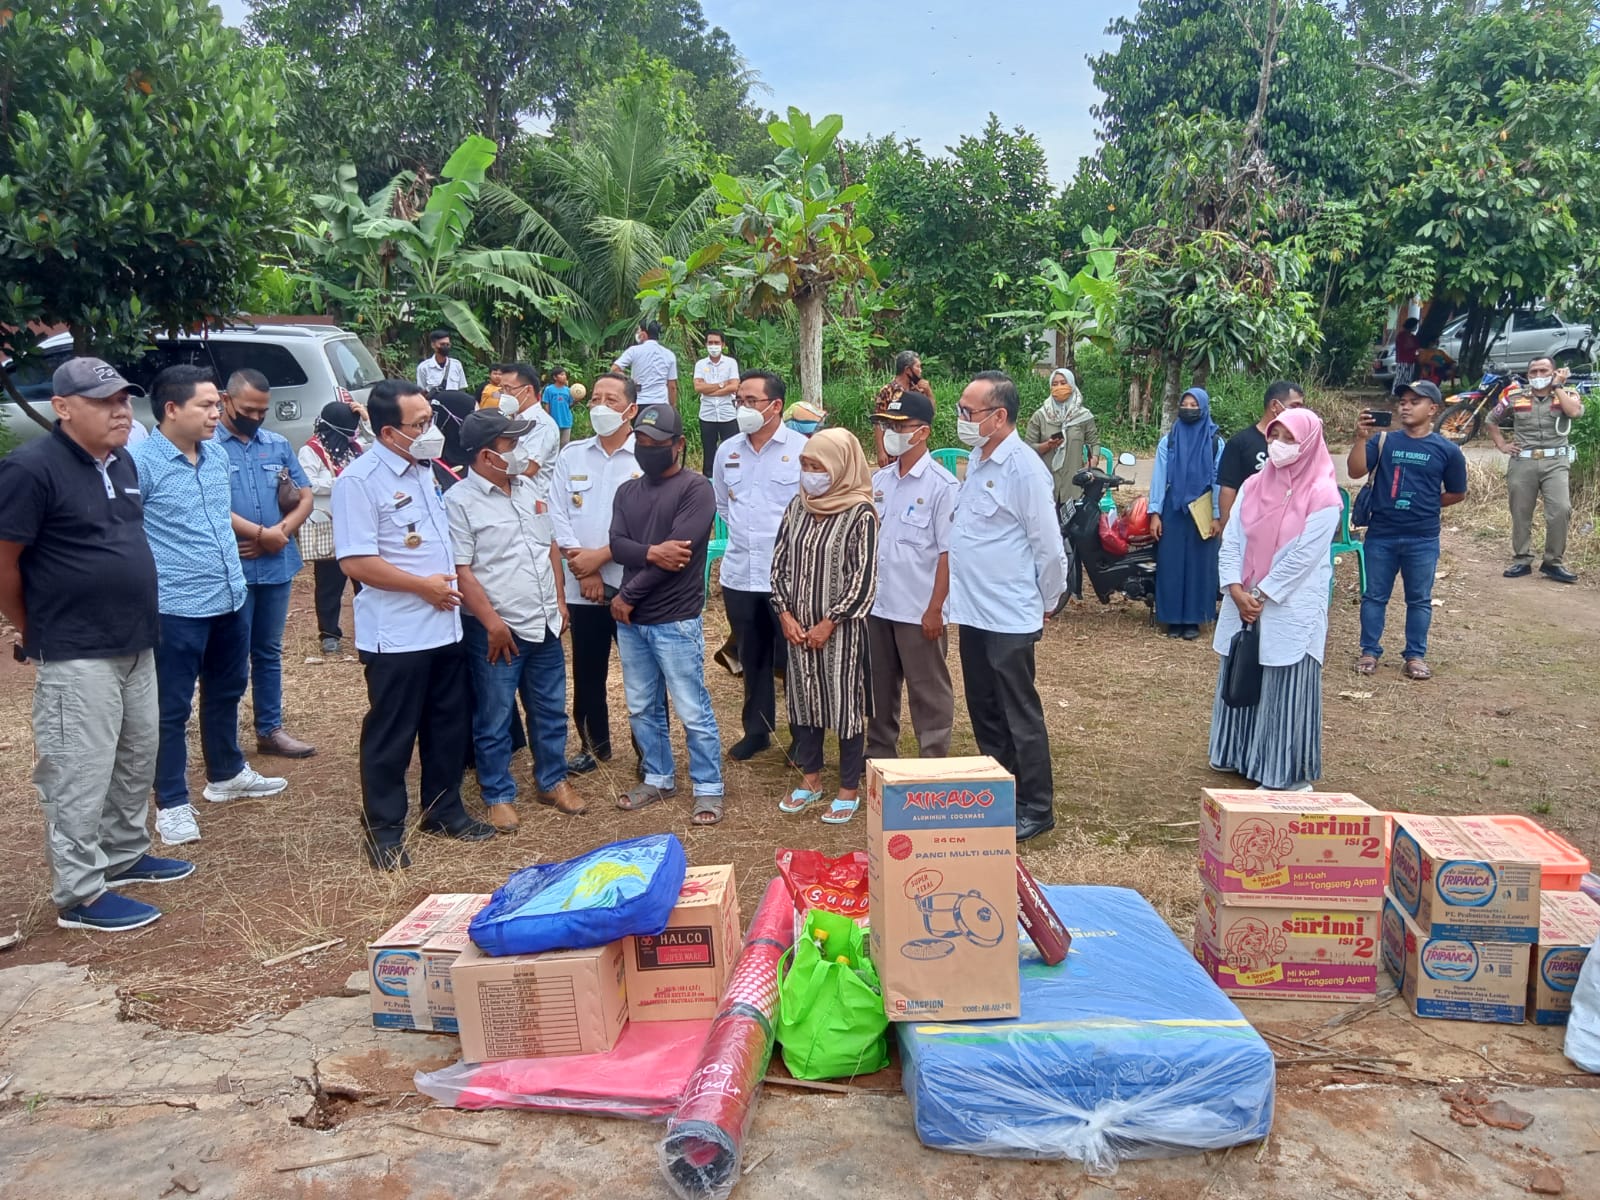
[736,396,774,408]
[397,418,432,434]
[958,406,1002,420]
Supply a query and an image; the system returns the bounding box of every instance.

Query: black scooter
[1059,458,1158,607]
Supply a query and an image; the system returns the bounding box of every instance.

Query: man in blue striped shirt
[132,366,286,849]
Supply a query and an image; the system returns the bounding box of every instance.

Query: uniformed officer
[1488,355,1585,583]
[333,379,496,870]
[865,392,958,760]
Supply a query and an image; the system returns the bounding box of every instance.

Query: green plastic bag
[776,908,890,1080]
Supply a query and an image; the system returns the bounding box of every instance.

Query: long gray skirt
[1208,653,1323,789]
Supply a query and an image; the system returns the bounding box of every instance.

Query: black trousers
[358,642,470,843]
[791,725,866,791]
[568,602,618,758]
[700,418,738,475]
[313,558,359,640]
[723,587,781,740]
[958,626,1054,828]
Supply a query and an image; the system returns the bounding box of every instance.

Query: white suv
[1375,307,1594,384]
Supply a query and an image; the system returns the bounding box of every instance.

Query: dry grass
[1447,459,1600,576]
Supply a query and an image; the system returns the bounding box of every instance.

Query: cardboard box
[367,893,489,1032]
[1381,891,1529,1024]
[1199,790,1385,908]
[1531,890,1600,1026]
[451,940,628,1063]
[625,864,741,1021]
[866,756,1019,1022]
[1193,886,1380,1002]
[1389,814,1540,943]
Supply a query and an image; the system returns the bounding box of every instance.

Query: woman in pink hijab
[1209,407,1342,792]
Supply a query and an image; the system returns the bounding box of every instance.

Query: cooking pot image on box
[902,890,1005,959]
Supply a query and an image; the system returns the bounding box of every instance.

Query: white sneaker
[155,804,202,846]
[203,764,289,803]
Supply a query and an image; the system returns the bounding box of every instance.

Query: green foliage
[0,0,294,367]
[986,227,1121,371]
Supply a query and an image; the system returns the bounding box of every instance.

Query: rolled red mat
[1017,859,1072,966]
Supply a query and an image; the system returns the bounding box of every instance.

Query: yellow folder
[1189,493,1216,539]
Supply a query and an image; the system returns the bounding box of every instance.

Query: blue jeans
[153,608,249,809]
[1360,535,1441,662]
[241,580,293,736]
[463,616,570,802]
[616,618,723,797]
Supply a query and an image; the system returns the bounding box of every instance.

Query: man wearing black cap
[1349,379,1467,680]
[446,410,584,831]
[0,358,193,932]
[608,404,725,823]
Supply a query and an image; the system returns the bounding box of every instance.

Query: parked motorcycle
[1058,453,1158,608]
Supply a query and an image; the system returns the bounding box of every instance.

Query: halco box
[1199,790,1385,908]
[1193,886,1380,1002]
[866,756,1019,1023]
[1389,814,1540,943]
[625,864,741,1021]
[1382,891,1529,1024]
[1530,890,1600,1026]
[367,893,489,1032]
[450,940,628,1063]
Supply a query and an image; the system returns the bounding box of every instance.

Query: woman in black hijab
[430,389,477,489]
[299,400,367,654]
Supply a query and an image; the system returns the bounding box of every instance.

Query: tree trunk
[796,286,827,409]
[1160,351,1184,432]
[1193,360,1212,389]
[1241,0,1283,154]
[1458,302,1496,381]
[1,361,53,431]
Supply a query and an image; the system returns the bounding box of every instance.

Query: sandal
[691,796,724,826]
[779,788,822,814]
[1355,655,1378,675]
[1402,659,1432,681]
[616,783,676,811]
[820,797,860,825]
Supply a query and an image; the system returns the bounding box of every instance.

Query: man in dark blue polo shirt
[0,358,194,932]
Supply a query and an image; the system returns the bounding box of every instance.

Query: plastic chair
[931,447,969,480]
[703,513,729,595]
[1329,487,1366,601]
[1095,445,1116,514]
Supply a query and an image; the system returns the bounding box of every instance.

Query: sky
[215,0,1135,182]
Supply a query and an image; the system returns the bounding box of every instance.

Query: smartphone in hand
[1365,409,1393,427]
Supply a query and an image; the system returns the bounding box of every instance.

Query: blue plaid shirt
[132,429,247,617]
[215,423,309,585]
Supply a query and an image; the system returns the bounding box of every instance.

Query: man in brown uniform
[1488,355,1585,583]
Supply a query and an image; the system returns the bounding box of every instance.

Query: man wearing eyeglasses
[946,371,1069,843]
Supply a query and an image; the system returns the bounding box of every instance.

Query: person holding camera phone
[1348,380,1466,680]
[1488,357,1585,584]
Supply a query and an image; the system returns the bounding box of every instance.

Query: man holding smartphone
[1348,380,1467,680]
[1488,357,1584,583]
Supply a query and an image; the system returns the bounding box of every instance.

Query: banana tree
[986,227,1120,371]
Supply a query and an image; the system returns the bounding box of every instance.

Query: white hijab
[1042,368,1094,469]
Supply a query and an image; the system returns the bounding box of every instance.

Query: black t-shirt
[1218,425,1269,491]
[609,467,717,626]
[0,424,160,659]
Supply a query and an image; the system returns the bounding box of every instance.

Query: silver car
[1374,307,1594,384]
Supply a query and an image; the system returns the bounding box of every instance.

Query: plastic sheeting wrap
[897,884,1275,1176]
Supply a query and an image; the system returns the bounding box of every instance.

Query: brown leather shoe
[484,802,519,832]
[257,728,315,759]
[537,780,587,815]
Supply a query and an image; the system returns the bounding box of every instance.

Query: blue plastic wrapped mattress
[896,884,1274,1175]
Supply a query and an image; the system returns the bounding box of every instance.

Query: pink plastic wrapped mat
[414,1019,712,1119]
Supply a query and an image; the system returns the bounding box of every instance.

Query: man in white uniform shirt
[493,362,560,503]
[415,330,467,394]
[946,371,1068,843]
[692,330,740,475]
[612,319,679,412]
[333,380,496,870]
[550,372,641,776]
[865,392,958,760]
[712,370,806,760]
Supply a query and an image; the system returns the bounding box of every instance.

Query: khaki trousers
[1507,456,1571,567]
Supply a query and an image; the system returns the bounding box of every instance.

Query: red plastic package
[1098,511,1129,556]
[1125,496,1150,537]
[775,848,869,927]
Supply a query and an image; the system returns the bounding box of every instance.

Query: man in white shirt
[865,393,958,760]
[550,372,641,775]
[612,319,679,412]
[946,371,1069,843]
[333,379,497,869]
[712,369,806,760]
[447,410,583,831]
[492,362,560,503]
[692,330,740,475]
[415,330,467,394]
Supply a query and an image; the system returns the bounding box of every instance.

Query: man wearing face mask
[866,393,958,760]
[333,380,496,870]
[494,363,561,504]
[947,371,1068,843]
[713,370,807,760]
[1489,356,1584,583]
[1217,380,1304,528]
[873,350,935,467]
[447,411,582,830]
[551,373,641,775]
[216,369,316,760]
[692,331,740,473]
[416,330,467,395]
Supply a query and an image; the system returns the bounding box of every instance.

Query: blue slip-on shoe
[106,854,196,887]
[57,892,162,932]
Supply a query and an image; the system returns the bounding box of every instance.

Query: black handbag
[1221,620,1263,708]
[1350,431,1387,528]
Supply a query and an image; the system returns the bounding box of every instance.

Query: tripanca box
[1193,887,1380,1002]
[450,940,628,1063]
[1199,791,1385,908]
[1531,890,1600,1026]
[1382,892,1529,1024]
[367,893,489,1032]
[626,864,741,1021]
[1389,814,1540,943]
[866,756,1019,1022]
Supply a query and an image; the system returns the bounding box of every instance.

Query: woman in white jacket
[1209,407,1341,792]
[297,402,365,655]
